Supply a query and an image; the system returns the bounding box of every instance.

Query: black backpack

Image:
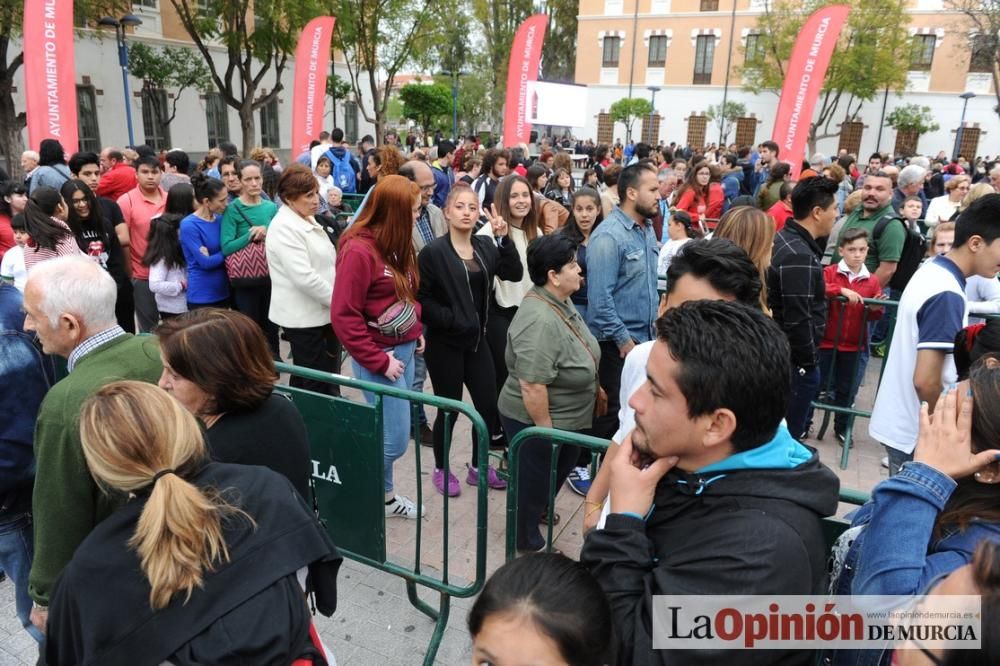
[873,215,926,292]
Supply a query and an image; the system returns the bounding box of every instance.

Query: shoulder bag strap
[524,292,599,370]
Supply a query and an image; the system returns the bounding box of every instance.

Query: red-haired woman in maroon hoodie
[332,175,425,520]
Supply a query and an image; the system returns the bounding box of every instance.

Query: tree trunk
[240,103,256,156]
[0,61,24,178]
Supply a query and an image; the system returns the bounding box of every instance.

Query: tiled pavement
[0,357,891,665]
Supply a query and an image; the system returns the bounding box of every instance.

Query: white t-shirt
[476,223,531,308]
[870,255,968,454]
[657,239,689,291]
[1,245,26,291]
[597,341,655,529]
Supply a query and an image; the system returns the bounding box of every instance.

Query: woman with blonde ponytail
[45,381,341,665]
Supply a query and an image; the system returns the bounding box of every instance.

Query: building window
[77,85,101,153]
[693,35,715,84]
[604,0,624,15]
[700,0,719,10]
[133,0,157,8]
[648,35,668,67]
[602,36,621,67]
[259,98,280,148]
[970,34,994,73]
[745,33,764,63]
[909,35,936,71]
[205,92,230,149]
[141,88,171,151]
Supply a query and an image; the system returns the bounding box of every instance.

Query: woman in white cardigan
[266,163,341,395]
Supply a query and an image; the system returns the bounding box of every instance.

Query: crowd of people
[1,127,1000,665]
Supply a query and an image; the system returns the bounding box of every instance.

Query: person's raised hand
[607,433,678,517]
[484,203,508,237]
[915,389,1000,480]
[383,350,405,382]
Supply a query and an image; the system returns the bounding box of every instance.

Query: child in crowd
[766,182,793,232]
[143,214,188,321]
[546,168,574,207]
[818,227,883,444]
[468,553,614,666]
[0,214,27,291]
[900,194,924,234]
[656,210,701,290]
[314,155,335,212]
[582,168,601,190]
[927,221,955,258]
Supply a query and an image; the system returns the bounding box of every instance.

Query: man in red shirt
[96,148,137,201]
[116,155,166,332]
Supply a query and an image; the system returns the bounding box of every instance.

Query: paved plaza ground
[0,355,891,665]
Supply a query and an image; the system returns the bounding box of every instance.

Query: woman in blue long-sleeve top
[180,173,230,309]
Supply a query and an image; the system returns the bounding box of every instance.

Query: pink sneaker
[433,468,461,497]
[466,464,508,490]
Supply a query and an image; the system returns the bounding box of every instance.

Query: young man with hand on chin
[581,299,840,666]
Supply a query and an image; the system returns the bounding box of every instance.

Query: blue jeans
[410,345,429,427]
[787,365,821,440]
[0,510,43,643]
[885,445,914,477]
[352,340,417,493]
[870,288,900,345]
[817,349,869,435]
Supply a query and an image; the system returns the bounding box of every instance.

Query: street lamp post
[438,70,467,140]
[98,14,143,148]
[646,86,661,145]
[953,91,976,160]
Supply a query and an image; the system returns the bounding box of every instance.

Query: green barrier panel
[811,297,899,469]
[503,426,871,562]
[341,192,365,208]
[273,384,387,562]
[275,362,489,666]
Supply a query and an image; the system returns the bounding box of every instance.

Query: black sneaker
[419,424,433,447]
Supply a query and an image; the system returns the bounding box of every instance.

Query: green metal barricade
[274,362,489,665]
[811,297,899,469]
[341,192,366,210]
[503,426,871,561]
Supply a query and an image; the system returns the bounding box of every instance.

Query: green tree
[609,97,653,144]
[739,0,911,155]
[127,42,212,128]
[705,101,747,145]
[885,104,940,134]
[332,0,437,141]
[399,83,452,134]
[470,0,534,128]
[326,72,353,128]
[0,1,128,177]
[168,0,326,154]
[946,0,1000,123]
[540,0,577,82]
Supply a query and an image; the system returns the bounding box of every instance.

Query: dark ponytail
[955,320,1000,381]
[190,172,226,206]
[24,186,72,250]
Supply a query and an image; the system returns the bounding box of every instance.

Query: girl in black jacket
[418,184,523,497]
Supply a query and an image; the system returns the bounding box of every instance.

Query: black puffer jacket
[581,444,840,666]
[417,233,522,350]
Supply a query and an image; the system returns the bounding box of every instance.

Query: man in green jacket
[21,256,162,634]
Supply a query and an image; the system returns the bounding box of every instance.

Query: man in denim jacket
[0,283,52,644]
[586,161,660,440]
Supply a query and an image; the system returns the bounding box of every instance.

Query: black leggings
[423,338,499,470]
[485,303,517,394]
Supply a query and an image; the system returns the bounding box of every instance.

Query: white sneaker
[881,456,889,469]
[385,494,424,520]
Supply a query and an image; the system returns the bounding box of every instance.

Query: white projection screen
[524,81,589,128]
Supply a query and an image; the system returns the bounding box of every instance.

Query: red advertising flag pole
[291,16,336,158]
[770,5,850,180]
[502,14,548,148]
[23,0,79,152]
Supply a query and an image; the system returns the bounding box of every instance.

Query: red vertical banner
[23,0,78,152]
[770,5,850,180]
[291,16,336,157]
[503,14,548,148]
